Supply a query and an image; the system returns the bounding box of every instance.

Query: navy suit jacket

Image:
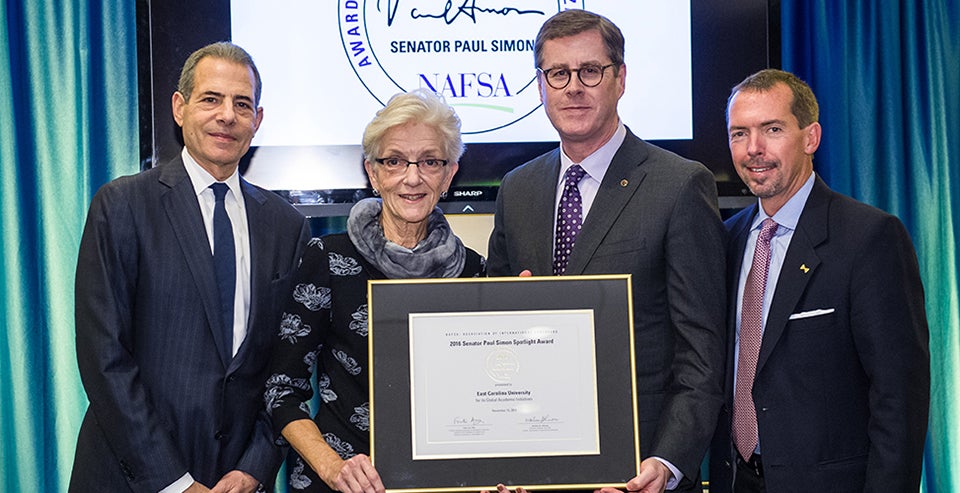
[709,176,929,492]
[487,130,726,490]
[71,156,310,492]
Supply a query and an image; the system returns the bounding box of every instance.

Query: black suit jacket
[709,176,929,492]
[70,156,310,492]
[487,130,726,489]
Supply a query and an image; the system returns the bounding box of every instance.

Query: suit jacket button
[119,460,135,479]
[214,431,223,440]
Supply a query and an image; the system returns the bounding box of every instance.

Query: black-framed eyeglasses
[374,157,449,175]
[537,63,617,90]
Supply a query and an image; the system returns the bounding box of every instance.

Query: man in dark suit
[709,69,929,492]
[70,42,309,492]
[486,10,726,493]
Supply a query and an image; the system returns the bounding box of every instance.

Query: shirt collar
[560,121,627,183]
[181,147,242,197]
[751,171,816,232]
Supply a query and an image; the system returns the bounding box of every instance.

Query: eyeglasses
[374,157,449,175]
[537,63,617,90]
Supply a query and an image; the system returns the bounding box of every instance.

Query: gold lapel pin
[620,179,629,187]
[800,264,810,273]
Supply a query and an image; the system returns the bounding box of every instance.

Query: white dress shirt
[181,147,251,357]
[159,150,254,493]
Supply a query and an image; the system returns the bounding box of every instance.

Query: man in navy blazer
[487,10,726,493]
[70,42,309,492]
[709,69,929,492]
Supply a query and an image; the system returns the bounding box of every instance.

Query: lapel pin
[800,264,810,273]
[620,179,629,187]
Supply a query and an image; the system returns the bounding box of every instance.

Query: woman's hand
[282,420,385,493]
[321,454,384,493]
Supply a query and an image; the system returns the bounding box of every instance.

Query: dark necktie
[733,218,779,460]
[210,183,236,357]
[553,164,587,275]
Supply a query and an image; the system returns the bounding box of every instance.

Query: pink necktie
[553,165,587,275]
[733,218,778,460]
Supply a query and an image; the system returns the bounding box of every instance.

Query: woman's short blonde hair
[362,88,464,162]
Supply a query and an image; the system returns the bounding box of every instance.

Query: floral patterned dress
[265,233,485,491]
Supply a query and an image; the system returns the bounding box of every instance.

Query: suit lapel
[230,179,269,370]
[159,158,232,367]
[756,178,829,372]
[531,151,564,274]
[565,132,648,275]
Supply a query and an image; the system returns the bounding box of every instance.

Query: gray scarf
[347,198,466,279]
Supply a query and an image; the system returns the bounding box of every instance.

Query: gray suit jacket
[487,129,726,489]
[709,176,929,492]
[71,156,310,492]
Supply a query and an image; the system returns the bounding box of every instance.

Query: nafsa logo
[338,0,582,135]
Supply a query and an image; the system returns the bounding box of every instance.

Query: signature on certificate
[453,416,487,425]
[380,0,545,26]
[524,414,560,424]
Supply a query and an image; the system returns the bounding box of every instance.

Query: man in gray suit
[486,10,726,493]
[71,42,309,492]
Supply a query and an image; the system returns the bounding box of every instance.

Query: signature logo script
[379,0,545,26]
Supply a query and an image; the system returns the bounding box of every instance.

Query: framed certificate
[368,275,639,492]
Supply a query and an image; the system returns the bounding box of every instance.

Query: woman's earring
[372,188,380,196]
[440,190,448,199]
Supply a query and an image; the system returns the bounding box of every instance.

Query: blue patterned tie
[553,164,587,275]
[210,183,235,357]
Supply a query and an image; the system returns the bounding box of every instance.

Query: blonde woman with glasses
[264,88,485,493]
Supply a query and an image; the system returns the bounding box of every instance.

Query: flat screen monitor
[137,0,779,215]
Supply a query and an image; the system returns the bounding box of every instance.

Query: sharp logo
[338,0,586,135]
[453,190,484,197]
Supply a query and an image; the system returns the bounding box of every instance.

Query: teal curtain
[782,1,960,491]
[0,1,137,490]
